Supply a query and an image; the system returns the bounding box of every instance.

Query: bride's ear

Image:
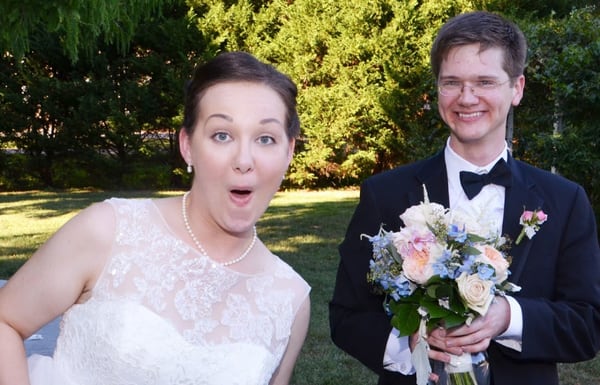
[179,128,192,165]
[286,138,296,166]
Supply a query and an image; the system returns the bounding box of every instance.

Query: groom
[329,10,600,385]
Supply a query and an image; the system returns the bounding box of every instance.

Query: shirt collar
[444,137,508,176]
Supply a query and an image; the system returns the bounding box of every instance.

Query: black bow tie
[459,158,512,200]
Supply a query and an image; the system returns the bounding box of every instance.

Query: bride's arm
[0,319,28,385]
[269,295,311,385]
[0,201,114,385]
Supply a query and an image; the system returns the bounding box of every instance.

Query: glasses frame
[437,78,512,97]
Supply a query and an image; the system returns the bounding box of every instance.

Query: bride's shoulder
[69,197,158,249]
[270,255,311,293]
[61,200,116,242]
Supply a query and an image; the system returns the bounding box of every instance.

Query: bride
[0,51,311,385]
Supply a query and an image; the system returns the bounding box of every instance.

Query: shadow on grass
[0,190,171,218]
[0,257,28,279]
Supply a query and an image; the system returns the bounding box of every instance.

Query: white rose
[400,202,447,228]
[449,206,498,239]
[456,272,494,316]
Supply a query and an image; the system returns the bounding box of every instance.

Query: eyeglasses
[438,79,511,97]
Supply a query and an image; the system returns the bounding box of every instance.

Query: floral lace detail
[30,198,310,385]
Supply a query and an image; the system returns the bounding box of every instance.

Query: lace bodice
[29,198,310,385]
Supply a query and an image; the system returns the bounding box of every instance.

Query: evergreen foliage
[514,6,600,217]
[0,1,599,228]
[0,0,173,62]
[0,2,204,189]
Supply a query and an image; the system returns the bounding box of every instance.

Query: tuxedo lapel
[503,156,544,283]
[412,152,450,208]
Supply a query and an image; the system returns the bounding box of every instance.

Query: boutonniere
[516,209,548,245]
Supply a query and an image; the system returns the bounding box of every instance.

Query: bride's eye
[257,135,275,145]
[213,132,231,142]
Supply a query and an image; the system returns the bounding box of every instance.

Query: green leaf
[389,242,403,263]
[467,233,486,243]
[442,313,468,329]
[425,284,440,298]
[390,303,420,336]
[434,283,454,298]
[421,301,451,319]
[462,245,482,256]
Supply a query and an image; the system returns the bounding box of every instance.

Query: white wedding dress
[27,198,311,385]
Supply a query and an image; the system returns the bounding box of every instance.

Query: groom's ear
[511,75,525,106]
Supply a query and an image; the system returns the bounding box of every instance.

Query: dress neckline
[147,198,278,277]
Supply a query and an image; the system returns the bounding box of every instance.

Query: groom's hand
[423,328,463,360]
[436,296,511,354]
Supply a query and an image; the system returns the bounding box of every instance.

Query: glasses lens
[439,85,460,96]
[438,79,509,97]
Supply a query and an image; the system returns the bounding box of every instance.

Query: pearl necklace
[181,191,257,267]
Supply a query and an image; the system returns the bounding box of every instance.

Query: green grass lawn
[0,190,598,384]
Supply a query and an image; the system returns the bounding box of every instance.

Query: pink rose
[391,228,439,284]
[521,210,534,222]
[475,245,509,283]
[520,209,548,225]
[535,211,548,222]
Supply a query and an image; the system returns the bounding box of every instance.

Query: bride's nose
[233,142,254,174]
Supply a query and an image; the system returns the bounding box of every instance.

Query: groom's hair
[430,11,527,82]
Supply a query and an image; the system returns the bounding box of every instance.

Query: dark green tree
[0,2,204,189]
[0,0,173,62]
[488,0,596,18]
[1,0,598,199]
[514,6,600,228]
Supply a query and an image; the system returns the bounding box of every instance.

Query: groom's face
[437,43,525,157]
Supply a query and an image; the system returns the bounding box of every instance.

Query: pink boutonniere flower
[516,209,548,245]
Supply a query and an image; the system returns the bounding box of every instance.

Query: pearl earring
[187,164,193,173]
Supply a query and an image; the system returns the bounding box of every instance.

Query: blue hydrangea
[477,264,495,280]
[391,275,413,298]
[458,254,476,275]
[447,223,468,243]
[432,250,452,278]
[369,233,391,260]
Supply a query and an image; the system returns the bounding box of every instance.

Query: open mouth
[231,189,251,196]
[230,189,253,206]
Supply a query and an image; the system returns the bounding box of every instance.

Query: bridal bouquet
[364,186,521,385]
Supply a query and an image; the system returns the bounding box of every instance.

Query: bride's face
[180,81,295,235]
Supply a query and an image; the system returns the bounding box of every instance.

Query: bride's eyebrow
[204,114,283,127]
[206,113,232,122]
[260,118,283,126]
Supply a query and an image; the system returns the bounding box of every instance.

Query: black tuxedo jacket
[329,151,600,385]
